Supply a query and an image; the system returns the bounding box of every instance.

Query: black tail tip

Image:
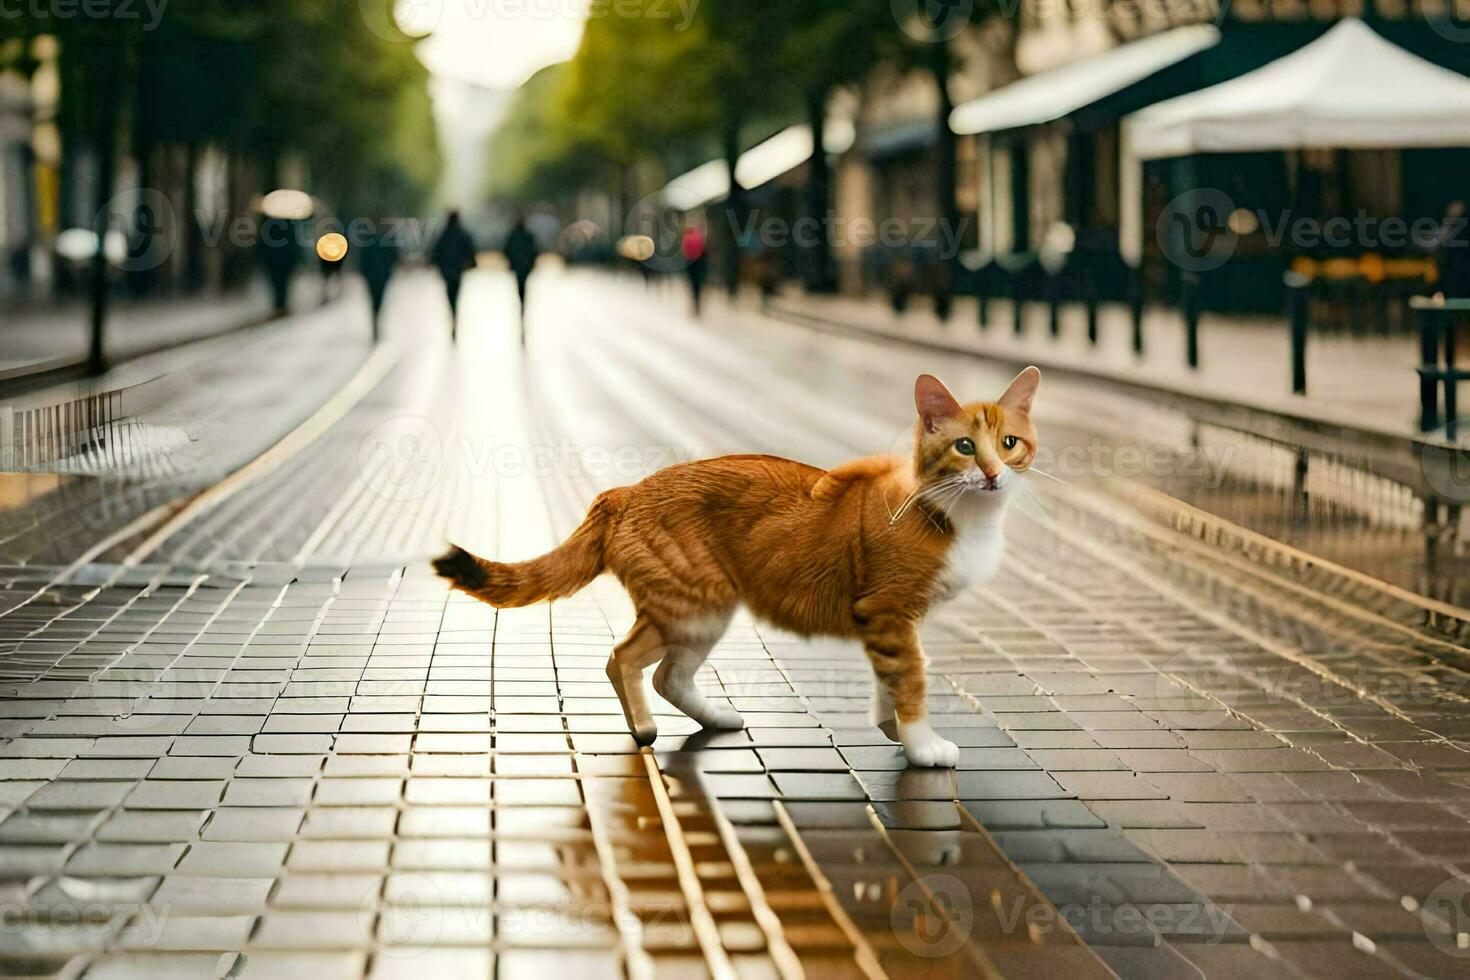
[432,545,483,589]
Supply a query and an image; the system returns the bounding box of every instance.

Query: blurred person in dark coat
[1435,200,1470,363]
[358,230,398,343]
[259,217,299,316]
[430,210,477,341]
[504,214,540,343]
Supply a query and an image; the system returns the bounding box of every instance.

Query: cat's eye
[1002,435,1019,450]
[953,437,976,456]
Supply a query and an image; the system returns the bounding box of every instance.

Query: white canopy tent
[950,25,1220,137]
[1121,18,1470,265]
[947,26,1218,260]
[660,120,857,209]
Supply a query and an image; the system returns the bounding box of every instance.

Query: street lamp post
[86,39,123,377]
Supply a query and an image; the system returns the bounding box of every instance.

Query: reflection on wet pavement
[5,269,1470,976]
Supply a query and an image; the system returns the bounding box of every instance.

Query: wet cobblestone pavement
[4,269,1470,978]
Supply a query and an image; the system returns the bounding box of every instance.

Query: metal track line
[771,801,887,980]
[641,751,737,980]
[580,773,655,980]
[863,805,1002,979]
[1103,478,1470,631]
[703,779,805,980]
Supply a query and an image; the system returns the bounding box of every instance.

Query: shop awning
[660,120,857,209]
[949,25,1221,137]
[1126,18,1470,158]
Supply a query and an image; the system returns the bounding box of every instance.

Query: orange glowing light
[316,232,348,263]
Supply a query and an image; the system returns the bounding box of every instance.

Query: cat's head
[911,368,1040,498]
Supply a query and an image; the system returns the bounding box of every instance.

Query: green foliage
[30,0,438,212]
[489,0,720,204]
[488,64,606,203]
[488,0,907,202]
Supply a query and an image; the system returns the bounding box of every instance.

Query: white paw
[899,724,959,768]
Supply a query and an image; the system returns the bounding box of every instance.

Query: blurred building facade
[652,0,1470,329]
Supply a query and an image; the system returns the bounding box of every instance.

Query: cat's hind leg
[606,615,668,746]
[652,612,743,731]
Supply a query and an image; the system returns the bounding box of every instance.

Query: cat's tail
[433,490,621,607]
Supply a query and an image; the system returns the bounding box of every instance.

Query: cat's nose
[980,464,1002,484]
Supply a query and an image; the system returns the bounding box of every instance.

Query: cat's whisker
[889,487,922,525]
[891,475,965,526]
[1027,466,1065,483]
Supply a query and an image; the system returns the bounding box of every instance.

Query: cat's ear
[915,374,963,432]
[998,366,1040,415]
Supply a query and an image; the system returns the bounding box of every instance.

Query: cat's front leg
[861,614,959,768]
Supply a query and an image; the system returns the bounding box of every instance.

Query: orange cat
[435,369,1040,767]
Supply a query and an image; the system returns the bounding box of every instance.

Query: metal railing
[1412,295,1470,437]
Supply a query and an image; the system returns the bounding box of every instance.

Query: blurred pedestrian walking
[1435,200,1470,361]
[358,229,398,344]
[504,213,540,344]
[681,221,708,317]
[430,210,477,342]
[319,247,344,304]
[259,216,299,317]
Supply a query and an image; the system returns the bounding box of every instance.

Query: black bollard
[1182,271,1200,370]
[1419,303,1441,433]
[1285,271,1310,395]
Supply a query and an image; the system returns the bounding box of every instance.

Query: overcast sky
[404,0,587,91]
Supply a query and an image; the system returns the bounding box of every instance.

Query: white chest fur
[933,496,1008,603]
